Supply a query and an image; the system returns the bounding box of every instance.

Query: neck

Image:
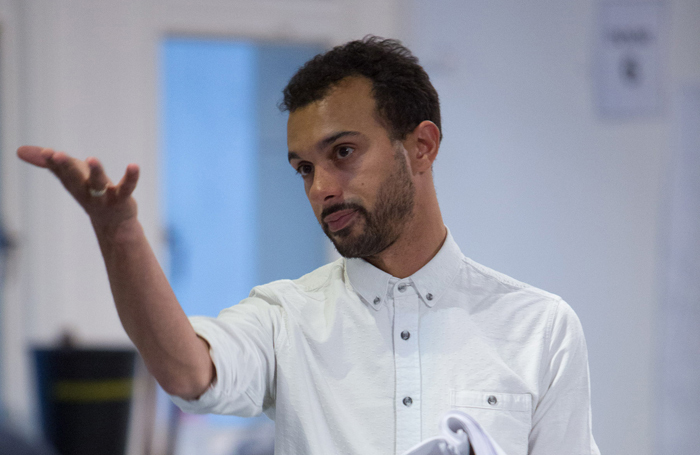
[365,198,446,279]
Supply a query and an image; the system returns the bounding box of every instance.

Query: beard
[321,149,415,258]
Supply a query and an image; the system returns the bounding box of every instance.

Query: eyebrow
[288,131,361,163]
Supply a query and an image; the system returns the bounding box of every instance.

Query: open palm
[17,145,140,228]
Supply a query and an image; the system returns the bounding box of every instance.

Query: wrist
[92,216,144,246]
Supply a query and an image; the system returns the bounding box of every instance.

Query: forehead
[286,77,388,152]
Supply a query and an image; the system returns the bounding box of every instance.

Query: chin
[329,225,354,239]
[326,230,362,258]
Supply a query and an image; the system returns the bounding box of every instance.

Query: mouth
[323,209,358,233]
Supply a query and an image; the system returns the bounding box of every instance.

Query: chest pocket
[450,390,532,455]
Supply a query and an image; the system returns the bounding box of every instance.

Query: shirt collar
[345,228,463,310]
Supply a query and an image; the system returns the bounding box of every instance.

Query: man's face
[287,77,415,258]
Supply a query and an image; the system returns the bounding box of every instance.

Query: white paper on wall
[594,2,665,117]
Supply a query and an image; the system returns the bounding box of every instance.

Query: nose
[308,165,342,204]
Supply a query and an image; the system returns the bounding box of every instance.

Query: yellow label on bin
[53,379,133,402]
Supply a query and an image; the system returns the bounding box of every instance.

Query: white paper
[402,410,508,455]
[595,2,665,116]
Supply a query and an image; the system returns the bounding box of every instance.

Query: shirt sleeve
[169,292,282,417]
[529,299,600,455]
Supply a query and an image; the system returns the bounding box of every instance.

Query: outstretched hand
[18,146,215,397]
[17,146,141,228]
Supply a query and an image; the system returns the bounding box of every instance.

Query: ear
[404,120,440,174]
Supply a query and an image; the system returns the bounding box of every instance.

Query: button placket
[393,281,421,454]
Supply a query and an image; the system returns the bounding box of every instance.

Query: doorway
[161,37,325,454]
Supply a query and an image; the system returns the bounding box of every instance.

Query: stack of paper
[402,410,507,455]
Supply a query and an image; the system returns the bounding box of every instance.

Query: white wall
[402,1,700,454]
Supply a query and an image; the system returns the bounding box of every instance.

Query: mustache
[321,202,368,221]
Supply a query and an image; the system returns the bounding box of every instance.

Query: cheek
[304,187,322,220]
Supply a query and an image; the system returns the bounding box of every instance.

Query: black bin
[34,348,137,455]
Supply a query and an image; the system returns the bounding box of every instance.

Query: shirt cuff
[167,316,226,414]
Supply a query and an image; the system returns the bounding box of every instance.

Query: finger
[45,151,91,199]
[86,157,112,195]
[17,146,52,167]
[47,151,88,179]
[115,164,140,199]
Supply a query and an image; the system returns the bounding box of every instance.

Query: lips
[323,209,358,232]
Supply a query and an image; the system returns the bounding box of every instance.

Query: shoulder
[245,258,345,305]
[454,256,574,336]
[460,256,562,305]
[454,256,590,364]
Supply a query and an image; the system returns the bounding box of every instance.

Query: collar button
[426,293,434,301]
[373,297,381,305]
[397,283,407,292]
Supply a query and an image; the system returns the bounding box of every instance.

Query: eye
[296,163,313,177]
[336,146,354,159]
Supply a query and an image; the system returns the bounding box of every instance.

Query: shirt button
[403,396,413,407]
[398,283,407,292]
[487,395,498,406]
[426,293,433,301]
[373,297,381,305]
[401,330,410,340]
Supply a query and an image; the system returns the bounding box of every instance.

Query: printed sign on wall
[595,2,665,117]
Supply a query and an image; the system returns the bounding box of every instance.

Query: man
[18,37,599,455]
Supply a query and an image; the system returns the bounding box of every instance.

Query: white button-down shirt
[172,231,600,455]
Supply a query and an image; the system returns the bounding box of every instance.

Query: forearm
[94,217,213,399]
[16,146,214,400]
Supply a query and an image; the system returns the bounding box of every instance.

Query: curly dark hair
[281,36,441,142]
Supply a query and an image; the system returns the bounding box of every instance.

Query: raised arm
[17,146,214,400]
